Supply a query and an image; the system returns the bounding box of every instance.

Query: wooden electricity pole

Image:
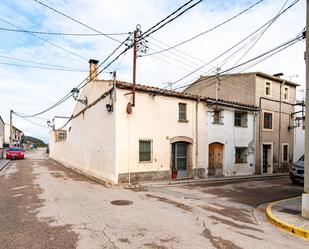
[132,29,137,107]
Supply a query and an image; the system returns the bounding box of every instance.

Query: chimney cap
[89,59,99,64]
[273,73,283,77]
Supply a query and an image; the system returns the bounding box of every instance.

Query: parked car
[6,147,25,160]
[289,155,304,184]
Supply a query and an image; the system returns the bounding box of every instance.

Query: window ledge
[262,128,273,131]
[138,161,153,163]
[178,119,189,123]
[234,126,248,128]
[212,122,224,125]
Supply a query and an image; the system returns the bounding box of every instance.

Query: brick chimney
[89,59,99,81]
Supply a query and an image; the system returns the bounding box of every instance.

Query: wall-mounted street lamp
[71,87,88,105]
[47,120,54,129]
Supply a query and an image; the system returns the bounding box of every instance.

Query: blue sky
[0,0,306,142]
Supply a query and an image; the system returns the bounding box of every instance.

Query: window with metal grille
[234,111,247,127]
[178,103,187,121]
[263,112,273,129]
[235,147,248,163]
[56,130,67,142]
[139,140,152,162]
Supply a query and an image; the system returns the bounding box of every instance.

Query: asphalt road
[0,149,307,249]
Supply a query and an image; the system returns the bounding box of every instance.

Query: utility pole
[132,28,137,107]
[9,110,13,147]
[302,0,309,218]
[215,68,220,103]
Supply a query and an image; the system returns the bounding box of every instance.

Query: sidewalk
[122,172,289,188]
[266,196,309,240]
[0,159,10,171]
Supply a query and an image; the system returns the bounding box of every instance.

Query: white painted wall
[115,88,207,179]
[206,108,255,176]
[49,80,256,184]
[4,124,10,144]
[294,122,304,162]
[0,120,4,148]
[50,81,117,183]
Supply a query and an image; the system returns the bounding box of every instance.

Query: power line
[140,0,204,40]
[0,55,86,71]
[16,0,205,118]
[15,34,132,118]
[0,62,87,72]
[0,17,88,61]
[143,0,264,57]
[169,0,300,87]
[0,27,130,36]
[33,0,122,43]
[141,0,197,37]
[173,32,304,91]
[14,114,49,129]
[225,0,289,70]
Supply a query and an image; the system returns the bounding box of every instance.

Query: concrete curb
[266,197,309,240]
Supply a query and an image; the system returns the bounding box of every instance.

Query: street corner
[266,196,309,240]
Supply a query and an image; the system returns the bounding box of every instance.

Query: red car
[6,147,25,159]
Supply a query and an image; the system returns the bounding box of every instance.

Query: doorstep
[121,172,289,188]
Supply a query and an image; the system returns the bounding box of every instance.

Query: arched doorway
[170,136,193,179]
[172,142,189,178]
[208,143,224,176]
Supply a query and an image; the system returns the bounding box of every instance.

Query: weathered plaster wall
[50,81,117,183]
[206,108,255,176]
[115,88,207,182]
[255,76,296,173]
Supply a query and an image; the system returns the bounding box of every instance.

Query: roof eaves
[255,72,300,86]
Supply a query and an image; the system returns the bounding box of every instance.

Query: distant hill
[22,136,47,147]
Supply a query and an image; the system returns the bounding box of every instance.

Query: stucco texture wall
[50,81,117,183]
[115,88,207,181]
[207,107,255,176]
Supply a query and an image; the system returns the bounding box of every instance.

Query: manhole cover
[111,200,133,206]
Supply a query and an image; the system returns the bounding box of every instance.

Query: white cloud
[0,0,305,142]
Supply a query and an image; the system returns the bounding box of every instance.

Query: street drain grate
[111,200,133,206]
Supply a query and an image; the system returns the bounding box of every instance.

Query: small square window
[213,109,224,124]
[178,103,187,121]
[263,112,273,129]
[234,111,247,127]
[283,87,289,101]
[56,130,67,142]
[265,82,272,96]
[235,147,248,163]
[139,140,152,162]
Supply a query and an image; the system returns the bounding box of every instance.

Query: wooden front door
[208,143,224,176]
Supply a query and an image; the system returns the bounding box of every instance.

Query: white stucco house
[0,116,4,149]
[294,116,305,162]
[49,60,258,184]
[4,124,23,147]
[206,104,256,176]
